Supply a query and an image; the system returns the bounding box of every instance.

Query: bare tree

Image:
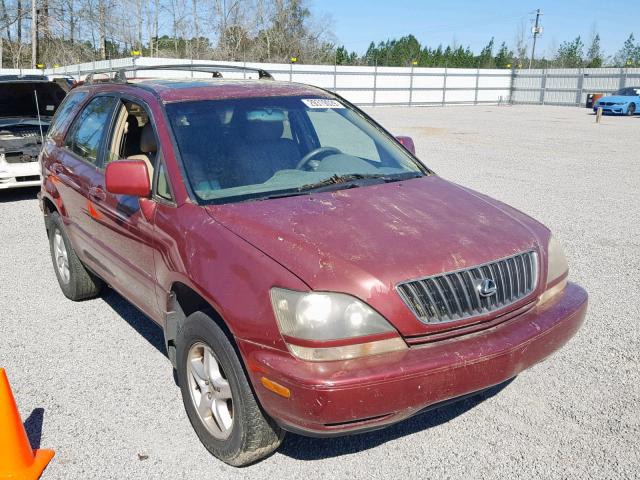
[1,0,337,68]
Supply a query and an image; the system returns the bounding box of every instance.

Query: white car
[0,75,68,190]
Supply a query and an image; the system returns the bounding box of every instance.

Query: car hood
[597,95,634,103]
[206,176,548,301]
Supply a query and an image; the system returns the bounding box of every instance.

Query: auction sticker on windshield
[301,98,345,109]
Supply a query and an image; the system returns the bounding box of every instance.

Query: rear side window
[65,96,116,166]
[47,91,88,138]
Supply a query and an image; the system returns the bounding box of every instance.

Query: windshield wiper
[240,190,312,202]
[299,171,423,192]
[234,172,425,203]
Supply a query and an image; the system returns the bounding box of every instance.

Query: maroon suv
[39,67,587,466]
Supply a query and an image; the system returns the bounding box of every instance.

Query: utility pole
[31,0,37,68]
[529,9,543,69]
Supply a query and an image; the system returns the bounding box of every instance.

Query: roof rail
[84,63,274,84]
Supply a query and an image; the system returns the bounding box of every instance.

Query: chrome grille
[397,251,538,324]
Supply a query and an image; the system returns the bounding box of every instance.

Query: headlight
[540,235,569,303]
[270,288,407,361]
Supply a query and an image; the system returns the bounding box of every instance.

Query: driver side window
[64,96,116,166]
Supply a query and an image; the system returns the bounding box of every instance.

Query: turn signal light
[260,377,291,399]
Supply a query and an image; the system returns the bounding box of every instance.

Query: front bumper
[593,105,627,115]
[0,158,41,190]
[239,282,587,436]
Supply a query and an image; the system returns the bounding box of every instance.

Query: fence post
[618,68,626,89]
[576,68,584,106]
[333,60,337,92]
[408,64,414,106]
[442,65,448,106]
[474,67,480,105]
[289,62,293,82]
[509,66,516,104]
[373,63,378,107]
[540,69,547,105]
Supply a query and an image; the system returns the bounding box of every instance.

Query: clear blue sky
[315,0,637,59]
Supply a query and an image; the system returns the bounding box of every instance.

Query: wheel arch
[165,281,237,368]
[42,196,60,234]
[41,181,68,232]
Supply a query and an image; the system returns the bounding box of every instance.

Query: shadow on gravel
[0,186,40,203]
[279,379,513,461]
[23,407,45,449]
[101,288,167,357]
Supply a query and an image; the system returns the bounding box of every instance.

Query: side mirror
[395,136,416,155]
[105,160,151,197]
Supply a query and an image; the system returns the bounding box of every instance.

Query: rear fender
[41,177,68,234]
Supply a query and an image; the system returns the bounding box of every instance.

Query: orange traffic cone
[0,368,54,480]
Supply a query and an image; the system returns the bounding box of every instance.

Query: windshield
[614,87,640,96]
[166,96,428,204]
[0,82,67,118]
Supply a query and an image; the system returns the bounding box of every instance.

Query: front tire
[48,212,103,301]
[176,311,284,466]
[627,103,636,116]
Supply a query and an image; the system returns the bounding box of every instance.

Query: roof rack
[84,63,274,84]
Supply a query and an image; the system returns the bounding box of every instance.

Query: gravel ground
[1,105,638,479]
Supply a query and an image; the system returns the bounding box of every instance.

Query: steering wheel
[296,147,342,170]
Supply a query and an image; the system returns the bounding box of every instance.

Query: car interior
[107,100,171,200]
[174,105,304,195]
[169,100,412,201]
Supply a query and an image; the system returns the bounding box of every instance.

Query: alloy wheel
[187,342,234,439]
[53,229,70,284]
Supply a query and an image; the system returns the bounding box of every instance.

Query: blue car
[593,87,640,116]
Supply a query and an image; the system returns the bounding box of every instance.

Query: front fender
[153,202,309,352]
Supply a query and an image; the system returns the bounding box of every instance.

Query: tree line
[339,33,640,69]
[0,0,638,69]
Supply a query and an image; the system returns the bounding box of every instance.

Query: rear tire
[48,212,103,301]
[176,311,284,466]
[627,103,636,116]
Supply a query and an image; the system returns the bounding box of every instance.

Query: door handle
[52,163,73,176]
[88,186,106,202]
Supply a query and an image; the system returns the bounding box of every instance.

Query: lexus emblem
[477,278,497,297]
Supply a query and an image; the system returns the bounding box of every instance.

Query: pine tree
[586,33,603,68]
[555,36,584,68]
[477,38,495,68]
[494,42,513,69]
[614,33,640,67]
